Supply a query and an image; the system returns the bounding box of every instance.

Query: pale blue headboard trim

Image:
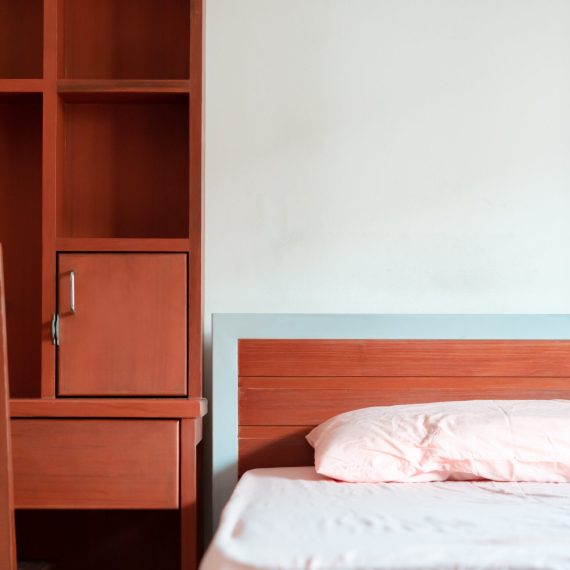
[209,313,570,532]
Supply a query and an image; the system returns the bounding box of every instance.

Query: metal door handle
[51,314,60,346]
[70,271,76,314]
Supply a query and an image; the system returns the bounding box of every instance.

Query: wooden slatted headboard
[238,339,570,475]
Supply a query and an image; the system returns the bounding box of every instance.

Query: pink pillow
[306,400,570,483]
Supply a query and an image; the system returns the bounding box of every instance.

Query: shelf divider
[58,79,190,102]
[56,238,191,253]
[0,79,44,93]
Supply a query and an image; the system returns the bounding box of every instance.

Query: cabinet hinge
[51,313,60,346]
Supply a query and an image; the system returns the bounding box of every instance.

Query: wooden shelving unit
[0,0,204,568]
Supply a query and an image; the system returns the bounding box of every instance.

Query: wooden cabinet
[11,410,203,570]
[1,0,204,568]
[1,4,203,403]
[57,254,187,396]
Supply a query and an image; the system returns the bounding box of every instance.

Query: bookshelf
[0,1,204,568]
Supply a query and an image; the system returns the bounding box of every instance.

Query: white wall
[205,0,570,325]
[203,0,570,538]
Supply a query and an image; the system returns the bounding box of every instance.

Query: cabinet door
[57,254,187,396]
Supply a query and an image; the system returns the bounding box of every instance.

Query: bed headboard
[238,339,570,475]
[210,314,570,534]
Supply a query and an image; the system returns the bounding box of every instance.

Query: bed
[203,466,570,569]
[204,323,570,569]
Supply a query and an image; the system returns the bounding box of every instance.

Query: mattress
[201,466,570,570]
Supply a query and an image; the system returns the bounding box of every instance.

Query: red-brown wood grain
[12,419,179,509]
[13,419,203,569]
[0,0,43,79]
[58,79,191,96]
[240,375,570,390]
[40,0,60,398]
[181,419,198,570]
[240,382,570,426]
[189,0,204,398]
[0,245,17,570]
[10,398,206,419]
[57,254,188,396]
[59,97,189,239]
[238,339,570,471]
[239,339,570,377]
[55,237,191,252]
[239,426,314,476]
[63,0,190,79]
[0,79,44,92]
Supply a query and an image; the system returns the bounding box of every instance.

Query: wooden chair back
[0,244,17,569]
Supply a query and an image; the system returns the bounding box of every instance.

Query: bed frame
[238,338,570,474]
[210,314,570,532]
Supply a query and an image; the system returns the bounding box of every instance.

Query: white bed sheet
[201,466,570,570]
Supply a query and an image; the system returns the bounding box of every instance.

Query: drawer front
[12,419,179,509]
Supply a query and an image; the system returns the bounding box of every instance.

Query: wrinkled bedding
[201,467,570,570]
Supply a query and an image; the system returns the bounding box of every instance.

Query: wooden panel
[181,419,198,570]
[240,378,570,425]
[238,339,570,471]
[0,95,43,398]
[0,79,44,92]
[239,339,570,377]
[40,0,62,398]
[58,79,191,96]
[63,0,190,79]
[58,253,187,396]
[59,97,189,238]
[188,0,204,399]
[12,419,179,509]
[241,376,570,390]
[239,426,314,475]
[0,246,17,570]
[55,237,191,252]
[10,398,207,419]
[0,0,43,78]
